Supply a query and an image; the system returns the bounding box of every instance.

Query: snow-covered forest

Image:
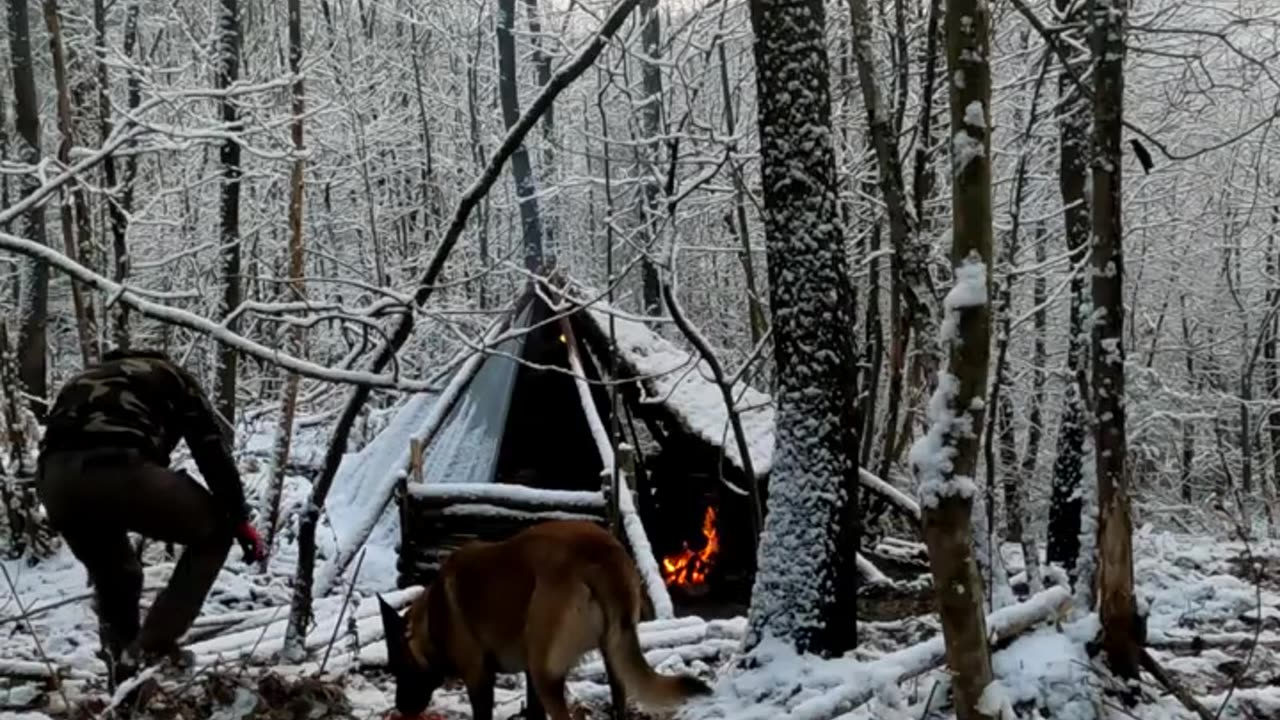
[3,0,1280,717]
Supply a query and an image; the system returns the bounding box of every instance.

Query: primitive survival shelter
[387,280,775,618]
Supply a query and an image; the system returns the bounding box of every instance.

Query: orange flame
[661,506,719,587]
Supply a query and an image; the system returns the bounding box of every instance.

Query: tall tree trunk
[497,0,549,273]
[0,59,8,235]
[216,0,244,426]
[1181,296,1197,502]
[96,0,131,349]
[717,43,767,344]
[911,0,996,715]
[1090,0,1140,691]
[261,0,307,574]
[43,0,100,367]
[636,0,663,315]
[1269,210,1280,499]
[1046,0,1091,580]
[743,0,861,658]
[7,0,51,418]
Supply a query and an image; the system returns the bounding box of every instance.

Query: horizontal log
[406,483,606,513]
[783,586,1072,720]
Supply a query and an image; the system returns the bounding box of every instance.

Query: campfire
[661,505,720,588]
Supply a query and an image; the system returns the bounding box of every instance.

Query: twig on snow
[320,547,366,674]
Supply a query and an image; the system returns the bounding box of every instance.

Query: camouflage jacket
[40,352,249,524]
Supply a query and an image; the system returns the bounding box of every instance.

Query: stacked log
[398,482,609,588]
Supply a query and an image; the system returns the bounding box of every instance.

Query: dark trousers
[35,448,233,660]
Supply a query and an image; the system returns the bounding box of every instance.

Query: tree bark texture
[912,0,997,716]
[743,0,861,658]
[7,0,51,418]
[1090,0,1140,690]
[1046,0,1091,580]
[216,0,244,426]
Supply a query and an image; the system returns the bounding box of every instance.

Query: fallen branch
[856,552,891,585]
[785,585,1072,719]
[859,468,921,524]
[1140,648,1216,720]
[0,231,433,391]
[1148,631,1280,652]
[0,658,95,681]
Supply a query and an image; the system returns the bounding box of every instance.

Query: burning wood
[661,506,720,587]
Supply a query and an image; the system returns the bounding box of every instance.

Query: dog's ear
[378,595,406,667]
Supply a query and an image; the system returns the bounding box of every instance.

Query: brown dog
[379,520,711,719]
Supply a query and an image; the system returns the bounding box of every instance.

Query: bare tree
[1090,0,1141,691]
[1046,0,1091,582]
[95,0,132,349]
[910,0,996,715]
[7,0,51,417]
[216,0,244,425]
[42,0,99,367]
[498,0,549,272]
[259,0,308,572]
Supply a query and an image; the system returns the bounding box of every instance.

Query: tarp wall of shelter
[420,302,533,485]
[318,388,439,590]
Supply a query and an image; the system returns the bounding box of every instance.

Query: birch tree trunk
[216,0,244,426]
[910,0,996,715]
[1090,0,1141,691]
[7,0,51,418]
[743,0,861,658]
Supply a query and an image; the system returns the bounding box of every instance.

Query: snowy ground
[4,502,1280,719]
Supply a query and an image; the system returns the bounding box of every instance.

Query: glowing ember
[661,506,719,587]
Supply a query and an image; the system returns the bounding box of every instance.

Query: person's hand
[234,520,266,564]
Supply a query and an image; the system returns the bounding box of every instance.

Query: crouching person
[35,349,265,684]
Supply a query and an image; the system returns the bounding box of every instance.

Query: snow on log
[783,585,1071,719]
[353,614,742,673]
[858,468,921,523]
[0,659,96,681]
[406,482,606,512]
[188,587,420,664]
[561,316,673,619]
[856,553,890,586]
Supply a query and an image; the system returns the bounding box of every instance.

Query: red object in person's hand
[234,520,266,563]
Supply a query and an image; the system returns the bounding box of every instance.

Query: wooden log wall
[397,479,609,589]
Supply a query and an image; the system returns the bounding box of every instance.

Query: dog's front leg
[465,672,496,720]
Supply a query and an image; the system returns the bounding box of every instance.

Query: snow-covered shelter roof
[575,301,775,479]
